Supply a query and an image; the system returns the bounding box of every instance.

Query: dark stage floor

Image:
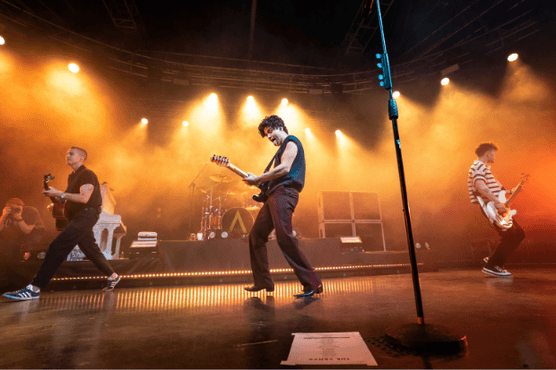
[1,265,556,369]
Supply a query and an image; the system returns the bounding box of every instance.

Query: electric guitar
[477,173,529,230]
[43,174,69,231]
[210,155,269,203]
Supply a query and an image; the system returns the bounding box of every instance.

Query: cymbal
[198,186,212,194]
[209,174,235,183]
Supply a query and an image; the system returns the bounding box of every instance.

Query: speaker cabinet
[318,191,385,252]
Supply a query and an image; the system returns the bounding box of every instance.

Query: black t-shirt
[66,165,102,219]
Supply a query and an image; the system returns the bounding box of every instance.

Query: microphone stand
[373,0,467,352]
[187,162,208,238]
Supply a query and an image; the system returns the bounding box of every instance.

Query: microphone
[362,0,374,18]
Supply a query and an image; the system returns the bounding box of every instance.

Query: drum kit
[197,173,261,240]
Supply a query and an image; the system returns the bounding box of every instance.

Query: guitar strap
[263,152,279,174]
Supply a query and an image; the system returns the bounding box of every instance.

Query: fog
[1,42,555,259]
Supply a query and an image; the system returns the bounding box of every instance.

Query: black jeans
[32,207,114,288]
[248,186,321,292]
[488,217,526,267]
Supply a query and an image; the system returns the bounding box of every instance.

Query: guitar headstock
[43,174,55,190]
[520,173,530,185]
[210,154,230,168]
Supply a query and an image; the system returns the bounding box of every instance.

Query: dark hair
[71,146,88,160]
[258,115,288,138]
[475,142,498,157]
[5,198,24,207]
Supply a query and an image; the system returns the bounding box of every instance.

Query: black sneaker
[482,265,512,277]
[3,285,40,300]
[103,275,121,291]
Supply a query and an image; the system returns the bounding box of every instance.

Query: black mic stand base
[385,323,468,352]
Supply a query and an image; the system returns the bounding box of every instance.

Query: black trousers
[487,217,525,267]
[248,186,321,292]
[32,208,114,288]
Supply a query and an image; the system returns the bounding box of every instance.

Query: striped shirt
[468,160,503,204]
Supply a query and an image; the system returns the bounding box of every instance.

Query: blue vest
[266,135,306,195]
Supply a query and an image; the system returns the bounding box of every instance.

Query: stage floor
[1,265,556,369]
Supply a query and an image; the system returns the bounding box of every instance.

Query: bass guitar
[477,173,529,230]
[210,155,268,203]
[43,174,69,231]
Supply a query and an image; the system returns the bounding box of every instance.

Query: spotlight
[141,118,148,124]
[441,77,450,86]
[182,121,189,127]
[335,129,341,136]
[0,36,5,46]
[68,63,79,73]
[247,96,254,103]
[392,91,400,99]
[281,98,288,106]
[507,53,519,62]
[305,128,311,134]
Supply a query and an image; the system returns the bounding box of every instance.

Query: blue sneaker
[103,275,120,291]
[3,285,40,300]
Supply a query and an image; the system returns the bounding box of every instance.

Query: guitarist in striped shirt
[468,142,525,277]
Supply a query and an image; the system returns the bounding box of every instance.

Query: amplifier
[130,232,158,258]
[318,191,381,222]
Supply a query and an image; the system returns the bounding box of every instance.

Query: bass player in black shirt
[3,147,120,300]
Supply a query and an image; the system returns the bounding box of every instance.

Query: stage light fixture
[68,63,79,73]
[392,91,400,99]
[182,121,189,127]
[335,129,341,136]
[281,98,288,106]
[247,96,254,103]
[141,118,148,124]
[441,77,450,86]
[507,53,519,62]
[0,36,5,46]
[305,128,311,134]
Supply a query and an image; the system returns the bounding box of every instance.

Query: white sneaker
[3,285,40,300]
[482,265,512,277]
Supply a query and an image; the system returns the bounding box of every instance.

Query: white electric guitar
[477,173,529,229]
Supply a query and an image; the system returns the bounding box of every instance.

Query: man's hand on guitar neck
[43,186,64,201]
[243,173,261,186]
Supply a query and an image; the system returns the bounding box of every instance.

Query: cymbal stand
[200,186,214,240]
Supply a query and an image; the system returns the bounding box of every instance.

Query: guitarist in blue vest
[243,115,323,298]
[3,147,120,300]
[468,142,525,277]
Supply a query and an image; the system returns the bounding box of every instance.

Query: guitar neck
[227,163,248,178]
[504,184,522,207]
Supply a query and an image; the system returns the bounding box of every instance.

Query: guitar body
[477,173,529,230]
[44,174,70,231]
[479,191,516,230]
[252,183,269,203]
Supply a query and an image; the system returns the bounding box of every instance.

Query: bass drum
[221,208,254,239]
